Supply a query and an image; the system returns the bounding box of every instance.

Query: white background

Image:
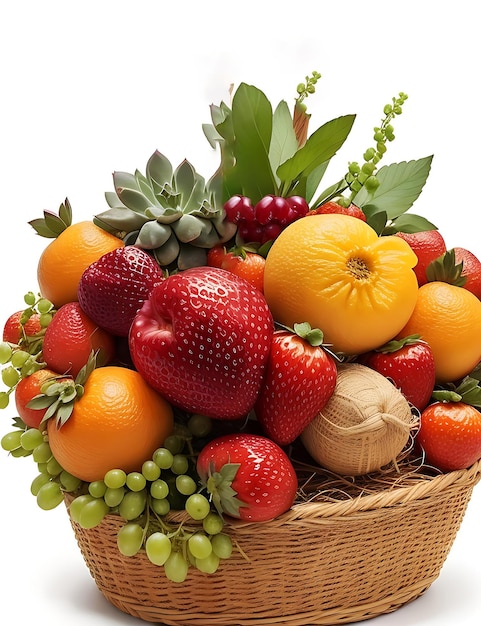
[1,1,480,624]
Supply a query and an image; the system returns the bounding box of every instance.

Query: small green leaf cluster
[0,292,55,410]
[29,198,73,238]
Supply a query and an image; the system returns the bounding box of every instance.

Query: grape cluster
[68,425,233,582]
[340,92,409,207]
[224,194,309,245]
[1,425,81,509]
[0,292,55,409]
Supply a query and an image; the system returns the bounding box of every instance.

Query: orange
[47,366,174,482]
[263,214,418,355]
[399,281,481,383]
[15,368,63,428]
[37,221,124,308]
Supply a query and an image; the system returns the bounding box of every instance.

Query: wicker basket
[65,457,481,625]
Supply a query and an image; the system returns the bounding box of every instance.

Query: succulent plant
[94,150,237,271]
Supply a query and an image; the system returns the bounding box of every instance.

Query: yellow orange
[37,221,124,307]
[47,366,174,482]
[263,214,418,355]
[399,281,481,383]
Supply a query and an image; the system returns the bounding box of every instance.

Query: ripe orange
[15,368,63,428]
[399,281,481,383]
[47,366,174,482]
[454,246,481,300]
[263,214,419,355]
[396,229,446,286]
[37,221,124,308]
[42,302,115,378]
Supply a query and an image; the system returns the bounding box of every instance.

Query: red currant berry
[287,196,309,219]
[224,195,254,224]
[260,222,283,244]
[238,219,263,243]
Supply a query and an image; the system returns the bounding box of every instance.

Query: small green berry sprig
[295,71,322,109]
[338,91,409,207]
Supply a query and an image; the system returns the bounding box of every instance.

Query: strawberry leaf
[426,248,467,286]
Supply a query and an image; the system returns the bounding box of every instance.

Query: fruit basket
[65,459,481,626]
[2,72,481,626]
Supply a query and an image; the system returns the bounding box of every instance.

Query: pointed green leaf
[230,83,277,201]
[146,150,173,188]
[353,156,433,218]
[391,213,438,233]
[277,115,356,192]
[269,100,298,186]
[58,198,73,226]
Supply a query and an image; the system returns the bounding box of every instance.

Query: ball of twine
[300,363,417,476]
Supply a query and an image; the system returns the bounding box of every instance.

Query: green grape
[2,365,20,388]
[187,414,212,438]
[171,454,189,475]
[10,350,30,368]
[24,292,36,306]
[32,441,52,463]
[0,391,9,409]
[79,498,110,529]
[175,474,197,496]
[36,480,63,510]
[104,469,127,489]
[37,298,53,314]
[104,486,125,508]
[30,472,51,496]
[126,471,146,492]
[37,462,48,474]
[69,494,95,523]
[59,470,82,492]
[150,479,169,500]
[145,532,172,565]
[118,490,147,521]
[152,447,174,470]
[46,456,63,477]
[88,480,107,498]
[188,533,212,560]
[39,313,53,327]
[117,523,144,557]
[164,551,189,583]
[163,435,184,455]
[185,493,211,521]
[141,460,161,482]
[150,497,170,516]
[10,446,31,458]
[0,342,13,364]
[1,430,22,452]
[211,533,233,559]
[20,428,44,451]
[202,512,224,535]
[195,552,220,574]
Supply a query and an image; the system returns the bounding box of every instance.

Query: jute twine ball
[300,363,416,476]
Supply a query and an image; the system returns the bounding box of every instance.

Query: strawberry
[307,201,366,221]
[78,245,164,337]
[129,266,274,420]
[42,302,115,377]
[395,229,447,286]
[359,335,436,411]
[3,310,43,345]
[196,433,298,522]
[417,400,481,471]
[454,246,481,299]
[254,323,337,445]
[207,246,265,293]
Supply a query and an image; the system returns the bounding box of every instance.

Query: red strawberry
[196,433,298,521]
[396,229,447,286]
[78,245,164,337]
[254,323,337,445]
[42,302,115,377]
[129,266,274,420]
[359,335,436,411]
[207,246,265,293]
[307,201,366,221]
[454,246,481,299]
[417,401,481,471]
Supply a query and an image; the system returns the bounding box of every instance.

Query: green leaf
[277,115,356,194]
[353,156,433,218]
[230,83,277,201]
[304,161,330,204]
[390,213,438,233]
[269,100,298,186]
